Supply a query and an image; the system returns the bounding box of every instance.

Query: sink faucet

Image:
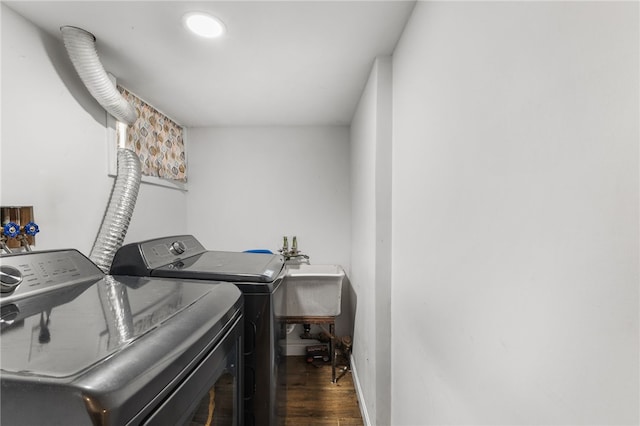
[287,252,310,262]
[279,236,310,263]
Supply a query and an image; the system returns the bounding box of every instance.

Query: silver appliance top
[1,249,242,425]
[0,248,103,303]
[110,235,286,292]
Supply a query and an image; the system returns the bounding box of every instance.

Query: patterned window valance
[118,86,187,183]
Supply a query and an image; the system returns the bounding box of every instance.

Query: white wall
[1,5,187,256]
[186,126,350,262]
[186,126,352,335]
[373,56,392,426]
[349,56,393,426]
[391,2,638,425]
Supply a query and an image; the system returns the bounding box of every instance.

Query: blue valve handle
[23,222,40,236]
[3,222,20,238]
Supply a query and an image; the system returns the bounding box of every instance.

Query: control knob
[169,241,186,255]
[2,222,20,239]
[23,222,40,236]
[0,265,23,293]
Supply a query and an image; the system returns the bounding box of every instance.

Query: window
[117,86,187,183]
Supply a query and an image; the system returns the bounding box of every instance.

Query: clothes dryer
[111,235,286,426]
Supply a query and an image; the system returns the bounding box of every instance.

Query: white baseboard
[350,354,372,426]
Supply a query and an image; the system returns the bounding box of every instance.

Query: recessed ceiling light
[183,12,225,38]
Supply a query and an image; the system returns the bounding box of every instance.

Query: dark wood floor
[281,356,364,426]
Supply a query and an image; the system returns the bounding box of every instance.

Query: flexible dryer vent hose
[61,26,141,272]
[90,148,141,272]
[60,26,137,125]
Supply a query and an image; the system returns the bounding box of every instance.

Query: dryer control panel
[140,235,207,268]
[110,235,208,275]
[0,250,104,303]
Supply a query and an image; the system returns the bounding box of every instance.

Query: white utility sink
[280,264,345,317]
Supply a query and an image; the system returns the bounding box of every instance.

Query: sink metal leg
[330,322,336,383]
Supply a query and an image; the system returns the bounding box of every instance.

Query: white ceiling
[5,1,415,127]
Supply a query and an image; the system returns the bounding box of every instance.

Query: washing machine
[110,235,286,426]
[1,248,243,425]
